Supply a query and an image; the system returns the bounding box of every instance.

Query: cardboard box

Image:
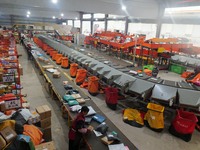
[28,110,40,124]
[0,127,17,143]
[36,105,51,120]
[53,71,61,78]
[19,64,23,76]
[0,135,6,150]
[42,65,54,70]
[35,141,56,150]
[101,136,113,145]
[22,102,30,109]
[43,126,52,141]
[76,98,86,104]
[40,117,51,128]
[5,99,21,110]
[0,101,6,112]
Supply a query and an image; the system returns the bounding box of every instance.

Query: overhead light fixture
[75,17,78,20]
[52,0,58,4]
[27,11,31,15]
[27,14,30,18]
[122,5,126,11]
[95,18,98,21]
[113,16,116,19]
[52,16,55,19]
[61,13,64,17]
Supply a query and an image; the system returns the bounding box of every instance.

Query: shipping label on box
[7,69,18,74]
[5,99,21,109]
[3,74,15,83]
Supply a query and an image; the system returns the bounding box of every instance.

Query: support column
[105,14,108,31]
[156,4,165,38]
[91,13,94,34]
[79,12,83,33]
[125,16,129,35]
[72,20,74,28]
[10,15,14,26]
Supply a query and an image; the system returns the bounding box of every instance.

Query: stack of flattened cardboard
[35,141,56,150]
[36,105,52,141]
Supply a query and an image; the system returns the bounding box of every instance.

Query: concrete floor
[18,44,200,150]
[18,44,69,150]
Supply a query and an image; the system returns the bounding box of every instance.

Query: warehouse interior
[1,0,200,150]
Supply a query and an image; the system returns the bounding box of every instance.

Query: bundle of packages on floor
[122,103,198,142]
[0,103,55,150]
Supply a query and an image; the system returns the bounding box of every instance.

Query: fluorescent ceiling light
[165,6,200,14]
[61,13,64,17]
[75,17,78,20]
[27,11,30,15]
[52,16,55,19]
[95,18,98,21]
[27,14,29,18]
[122,6,126,11]
[52,0,57,4]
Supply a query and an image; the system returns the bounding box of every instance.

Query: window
[93,21,105,33]
[62,22,67,25]
[74,20,80,28]
[107,20,125,33]
[67,20,73,26]
[83,14,91,19]
[128,23,156,39]
[94,13,105,19]
[82,21,91,35]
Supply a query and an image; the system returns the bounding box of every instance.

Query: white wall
[128,23,157,39]
[160,24,200,46]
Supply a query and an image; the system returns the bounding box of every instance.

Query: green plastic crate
[170,64,186,74]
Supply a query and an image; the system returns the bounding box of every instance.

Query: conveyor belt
[37,35,200,111]
[31,47,138,150]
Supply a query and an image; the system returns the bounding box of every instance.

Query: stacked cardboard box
[0,127,17,149]
[36,105,52,141]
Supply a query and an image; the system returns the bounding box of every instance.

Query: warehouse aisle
[17,44,69,150]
